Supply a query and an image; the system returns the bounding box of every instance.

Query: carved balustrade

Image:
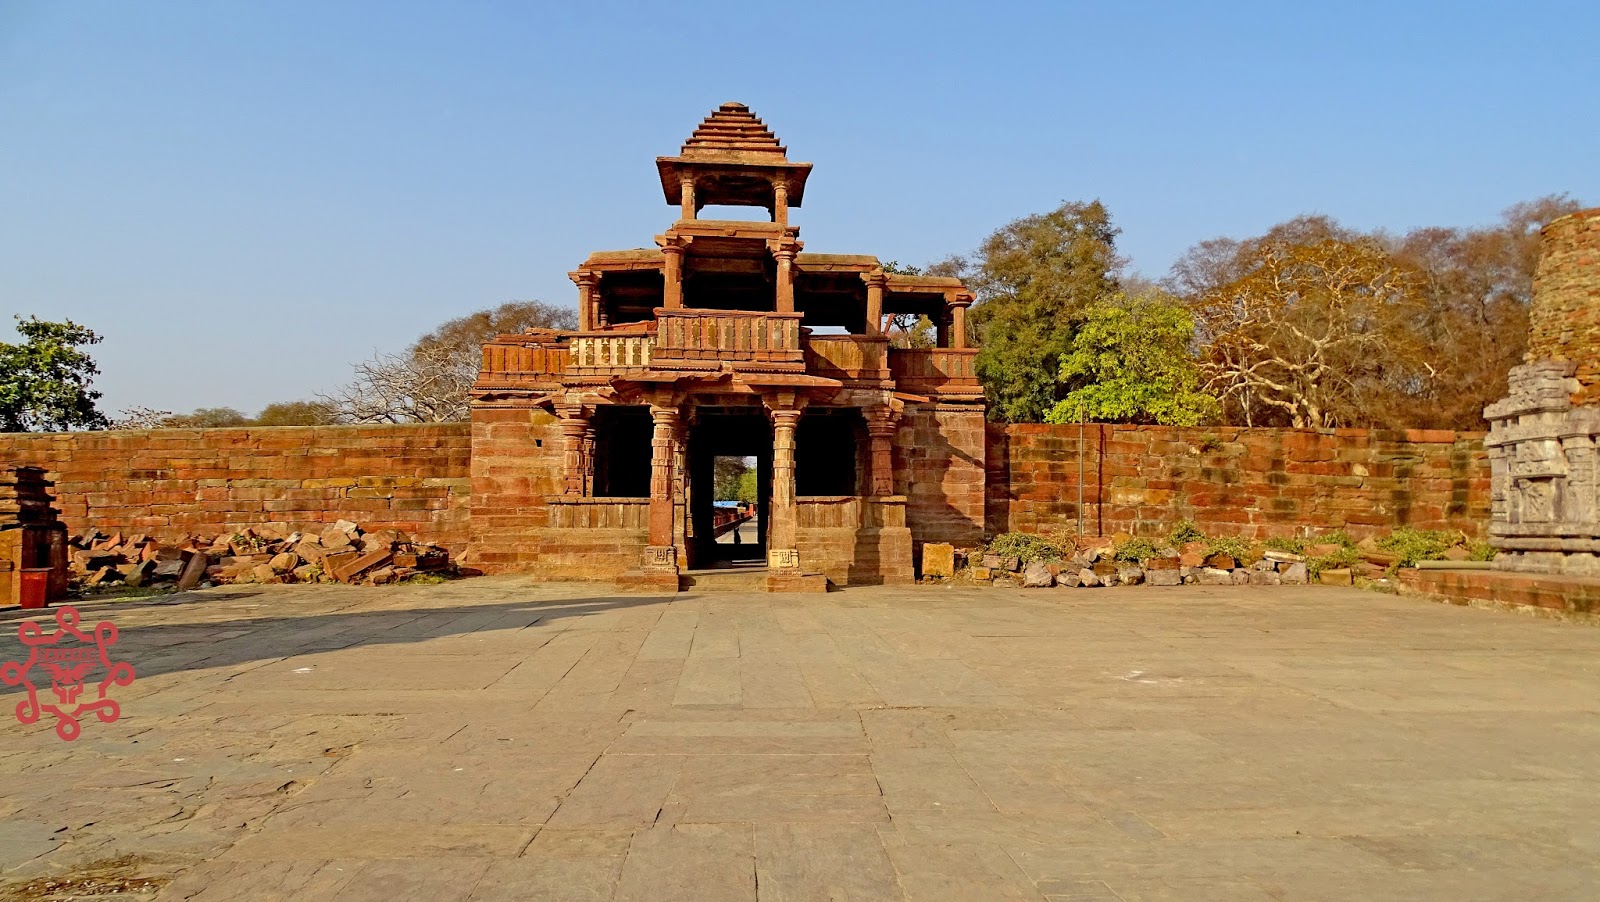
[887,348,982,397]
[654,308,805,365]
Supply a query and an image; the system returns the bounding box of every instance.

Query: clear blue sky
[3,1,1596,416]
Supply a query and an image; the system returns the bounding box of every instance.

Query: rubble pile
[920,530,1477,590]
[68,520,450,591]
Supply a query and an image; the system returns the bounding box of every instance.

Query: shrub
[1318,529,1357,550]
[1307,545,1360,578]
[1203,536,1253,561]
[1168,520,1206,545]
[1468,541,1495,562]
[979,532,1064,565]
[1114,537,1167,564]
[1263,536,1305,555]
[1377,528,1462,568]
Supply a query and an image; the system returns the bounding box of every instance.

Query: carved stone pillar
[645,404,680,571]
[680,176,697,221]
[559,404,588,496]
[863,271,886,337]
[865,407,900,497]
[661,242,685,309]
[772,179,789,225]
[935,312,950,348]
[570,270,598,331]
[582,421,597,496]
[767,404,803,569]
[949,299,971,349]
[774,247,796,314]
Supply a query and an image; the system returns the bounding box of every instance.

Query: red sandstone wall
[896,406,987,551]
[987,424,1490,541]
[0,424,473,550]
[468,407,565,573]
[1527,208,1600,402]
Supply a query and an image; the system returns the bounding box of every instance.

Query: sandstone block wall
[468,407,566,573]
[987,423,1490,541]
[1527,208,1600,404]
[896,406,987,553]
[0,425,472,549]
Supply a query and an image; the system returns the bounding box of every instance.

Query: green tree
[964,201,1123,422]
[1045,292,1217,426]
[735,469,758,504]
[713,456,751,501]
[256,400,339,426]
[0,316,109,432]
[162,407,252,428]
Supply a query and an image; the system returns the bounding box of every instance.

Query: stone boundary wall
[0,424,472,551]
[987,423,1490,541]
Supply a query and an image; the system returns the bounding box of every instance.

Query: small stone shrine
[0,466,70,607]
[1486,208,1600,574]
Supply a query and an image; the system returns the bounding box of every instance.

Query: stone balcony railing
[888,348,983,398]
[570,333,654,371]
[480,342,569,380]
[803,336,890,382]
[653,308,805,366]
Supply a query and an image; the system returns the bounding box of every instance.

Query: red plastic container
[19,569,50,609]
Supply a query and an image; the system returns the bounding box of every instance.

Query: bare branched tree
[323,300,577,423]
[321,344,474,424]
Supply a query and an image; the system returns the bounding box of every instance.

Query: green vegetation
[965,201,1123,423]
[979,532,1065,564]
[1376,528,1463,567]
[1262,536,1305,555]
[1113,536,1166,564]
[1306,545,1361,578]
[1168,520,1206,545]
[1045,292,1217,427]
[0,316,109,432]
[1203,536,1253,561]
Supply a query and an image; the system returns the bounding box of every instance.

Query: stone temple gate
[470,103,987,590]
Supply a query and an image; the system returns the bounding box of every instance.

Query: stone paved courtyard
[3,579,1600,901]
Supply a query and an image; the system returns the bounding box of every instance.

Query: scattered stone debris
[0,854,168,900]
[67,522,451,592]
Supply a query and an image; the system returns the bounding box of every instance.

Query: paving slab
[2,576,1600,899]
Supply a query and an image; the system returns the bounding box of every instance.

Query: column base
[767,548,802,570]
[616,545,682,593]
[643,545,680,572]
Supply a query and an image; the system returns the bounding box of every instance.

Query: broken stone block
[980,553,1002,570]
[1231,568,1252,585]
[1198,567,1233,585]
[367,566,397,585]
[1319,568,1354,586]
[1306,542,1344,558]
[124,559,156,587]
[970,566,993,581]
[921,543,956,579]
[1255,558,1277,571]
[252,563,281,584]
[1117,565,1144,586]
[1145,556,1179,571]
[153,558,185,579]
[1178,551,1205,568]
[1443,545,1472,561]
[1263,549,1304,564]
[1204,553,1236,570]
[296,541,326,566]
[320,526,353,550]
[1021,561,1054,588]
[1078,568,1101,588]
[332,549,393,583]
[1056,570,1083,588]
[1249,570,1282,586]
[291,564,321,583]
[1281,562,1309,584]
[269,552,299,573]
[1146,568,1181,586]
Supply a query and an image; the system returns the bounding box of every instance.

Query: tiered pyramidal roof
[677,102,789,161]
[656,101,812,210]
